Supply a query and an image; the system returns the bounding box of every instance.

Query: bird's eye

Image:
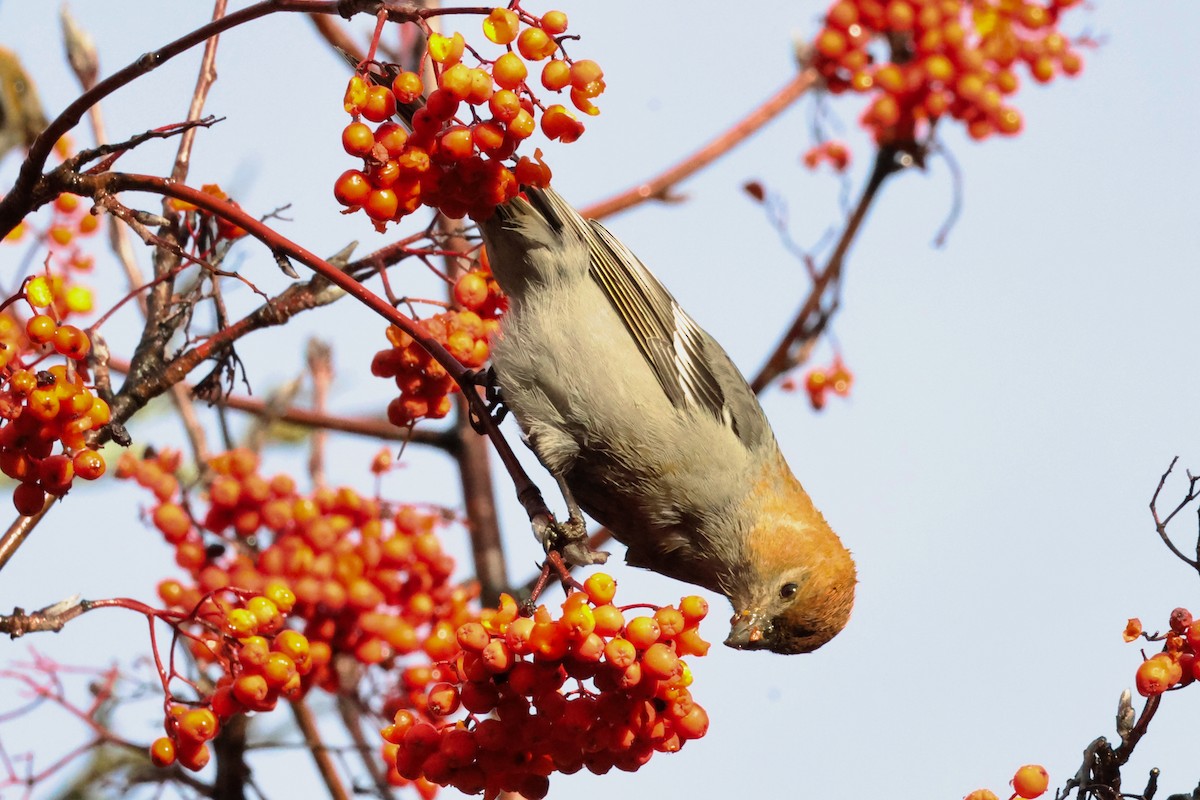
[779,582,799,600]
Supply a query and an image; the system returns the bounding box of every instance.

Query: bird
[0,47,48,162]
[477,186,856,654]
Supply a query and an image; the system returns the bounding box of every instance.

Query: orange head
[723,453,856,654]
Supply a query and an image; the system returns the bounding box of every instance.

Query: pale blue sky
[1,2,1198,798]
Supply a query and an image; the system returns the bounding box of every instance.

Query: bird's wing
[522,187,770,447]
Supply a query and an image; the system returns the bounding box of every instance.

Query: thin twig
[306,340,334,488]
[290,698,351,800]
[751,145,905,393]
[0,498,53,576]
[581,68,819,221]
[1149,457,1200,571]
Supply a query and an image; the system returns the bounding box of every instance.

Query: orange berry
[427,682,461,716]
[333,169,371,207]
[624,616,661,649]
[508,108,535,139]
[152,502,191,543]
[247,595,283,634]
[816,29,847,59]
[436,126,475,162]
[225,608,258,638]
[72,449,105,480]
[592,604,625,637]
[492,52,528,90]
[483,8,519,44]
[642,642,680,680]
[569,60,603,93]
[344,74,368,114]
[995,107,1023,135]
[466,68,494,104]
[531,620,570,660]
[263,581,296,614]
[540,104,584,142]
[560,601,596,640]
[1012,765,1050,799]
[362,85,397,123]
[675,627,711,657]
[39,453,74,496]
[439,62,472,100]
[392,71,424,104]
[149,736,176,767]
[178,708,219,743]
[239,635,271,669]
[504,615,535,655]
[488,89,522,122]
[1135,654,1175,696]
[364,189,399,222]
[25,314,56,345]
[341,121,375,157]
[541,59,571,91]
[262,651,298,689]
[480,638,513,673]
[885,0,914,30]
[454,272,490,309]
[679,595,708,623]
[25,276,53,307]
[273,629,310,663]
[374,122,408,158]
[654,607,686,638]
[514,154,552,187]
[604,637,637,669]
[517,27,558,60]
[428,32,466,65]
[456,621,491,652]
[675,704,709,740]
[540,10,568,35]
[233,673,271,710]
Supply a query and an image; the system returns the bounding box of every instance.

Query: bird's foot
[532,511,608,570]
[464,367,509,434]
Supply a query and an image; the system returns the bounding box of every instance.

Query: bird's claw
[465,367,509,434]
[532,512,608,568]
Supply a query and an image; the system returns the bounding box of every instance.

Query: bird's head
[723,457,856,654]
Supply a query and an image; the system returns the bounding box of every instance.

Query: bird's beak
[725,609,771,650]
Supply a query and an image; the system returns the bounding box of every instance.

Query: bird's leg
[530,475,607,570]
[464,366,509,434]
[555,474,586,534]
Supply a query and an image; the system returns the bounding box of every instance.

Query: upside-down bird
[478,187,855,654]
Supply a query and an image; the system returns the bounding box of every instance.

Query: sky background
[1,1,1199,798]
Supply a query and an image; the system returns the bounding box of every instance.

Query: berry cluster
[147,584,309,771]
[371,266,505,428]
[121,447,477,723]
[334,7,603,226]
[381,573,711,799]
[1128,607,1200,697]
[783,357,853,411]
[0,283,108,514]
[802,140,851,172]
[3,190,99,285]
[811,0,1084,143]
[964,764,1050,800]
